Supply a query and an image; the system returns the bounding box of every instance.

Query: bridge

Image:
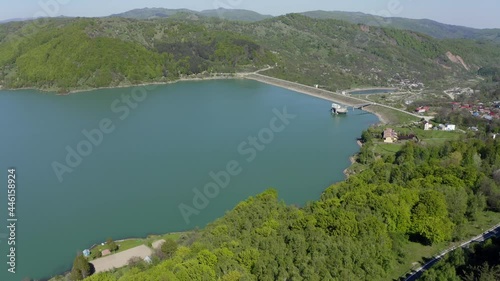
[351,103,373,109]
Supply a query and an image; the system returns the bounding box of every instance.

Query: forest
[54,133,500,281]
[420,237,500,280]
[2,15,500,92]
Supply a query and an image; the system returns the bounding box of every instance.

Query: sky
[1,0,499,29]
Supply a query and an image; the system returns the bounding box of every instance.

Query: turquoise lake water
[0,79,378,280]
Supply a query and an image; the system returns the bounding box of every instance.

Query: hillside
[301,10,500,43]
[0,17,276,91]
[110,8,500,43]
[109,7,272,22]
[1,14,500,91]
[59,137,500,281]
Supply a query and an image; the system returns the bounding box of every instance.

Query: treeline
[76,137,500,281]
[420,237,500,281]
[3,14,500,92]
[0,18,276,91]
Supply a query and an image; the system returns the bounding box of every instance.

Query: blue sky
[1,0,499,29]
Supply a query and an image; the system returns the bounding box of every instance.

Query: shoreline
[1,71,392,125]
[0,73,241,95]
[244,73,389,125]
[68,74,240,95]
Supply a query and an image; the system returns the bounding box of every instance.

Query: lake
[0,79,378,280]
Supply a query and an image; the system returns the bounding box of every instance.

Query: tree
[106,238,118,252]
[160,238,178,259]
[91,248,102,259]
[70,253,91,280]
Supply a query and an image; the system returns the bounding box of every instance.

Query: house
[424,122,433,131]
[415,106,429,114]
[445,124,456,131]
[383,128,398,143]
[83,249,91,257]
[101,249,111,256]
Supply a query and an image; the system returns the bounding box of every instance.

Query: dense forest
[50,134,500,281]
[1,15,500,91]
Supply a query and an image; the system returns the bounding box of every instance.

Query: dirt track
[91,245,152,273]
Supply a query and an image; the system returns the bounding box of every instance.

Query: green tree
[106,238,118,252]
[160,238,178,259]
[70,253,91,280]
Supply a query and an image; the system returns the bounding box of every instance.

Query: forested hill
[109,8,273,22]
[301,11,500,44]
[110,8,500,43]
[1,14,500,91]
[74,136,500,281]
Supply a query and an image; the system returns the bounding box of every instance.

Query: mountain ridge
[1,14,500,92]
[106,8,500,43]
[3,8,499,43]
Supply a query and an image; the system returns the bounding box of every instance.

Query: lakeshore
[0,68,423,124]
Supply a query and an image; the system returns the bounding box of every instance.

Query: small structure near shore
[331,103,348,114]
[383,128,398,143]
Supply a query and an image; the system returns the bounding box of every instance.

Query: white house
[445,124,456,131]
[424,122,433,131]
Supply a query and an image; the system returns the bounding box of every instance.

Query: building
[83,249,91,257]
[424,122,433,131]
[383,128,398,143]
[445,124,456,131]
[415,106,429,114]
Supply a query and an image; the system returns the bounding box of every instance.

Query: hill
[301,10,500,43]
[58,137,500,281]
[110,8,500,43]
[1,14,500,92]
[199,8,272,22]
[0,17,276,91]
[109,7,272,22]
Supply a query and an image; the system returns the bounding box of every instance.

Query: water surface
[0,79,378,280]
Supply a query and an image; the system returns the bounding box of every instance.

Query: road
[402,224,500,281]
[245,73,433,122]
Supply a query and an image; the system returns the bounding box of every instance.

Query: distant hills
[109,7,273,22]
[1,14,500,92]
[109,8,500,43]
[301,10,500,43]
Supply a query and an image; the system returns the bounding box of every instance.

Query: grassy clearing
[373,143,404,155]
[88,232,187,260]
[367,105,422,125]
[367,126,464,159]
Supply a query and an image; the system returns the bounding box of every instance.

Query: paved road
[245,73,432,122]
[402,224,500,281]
